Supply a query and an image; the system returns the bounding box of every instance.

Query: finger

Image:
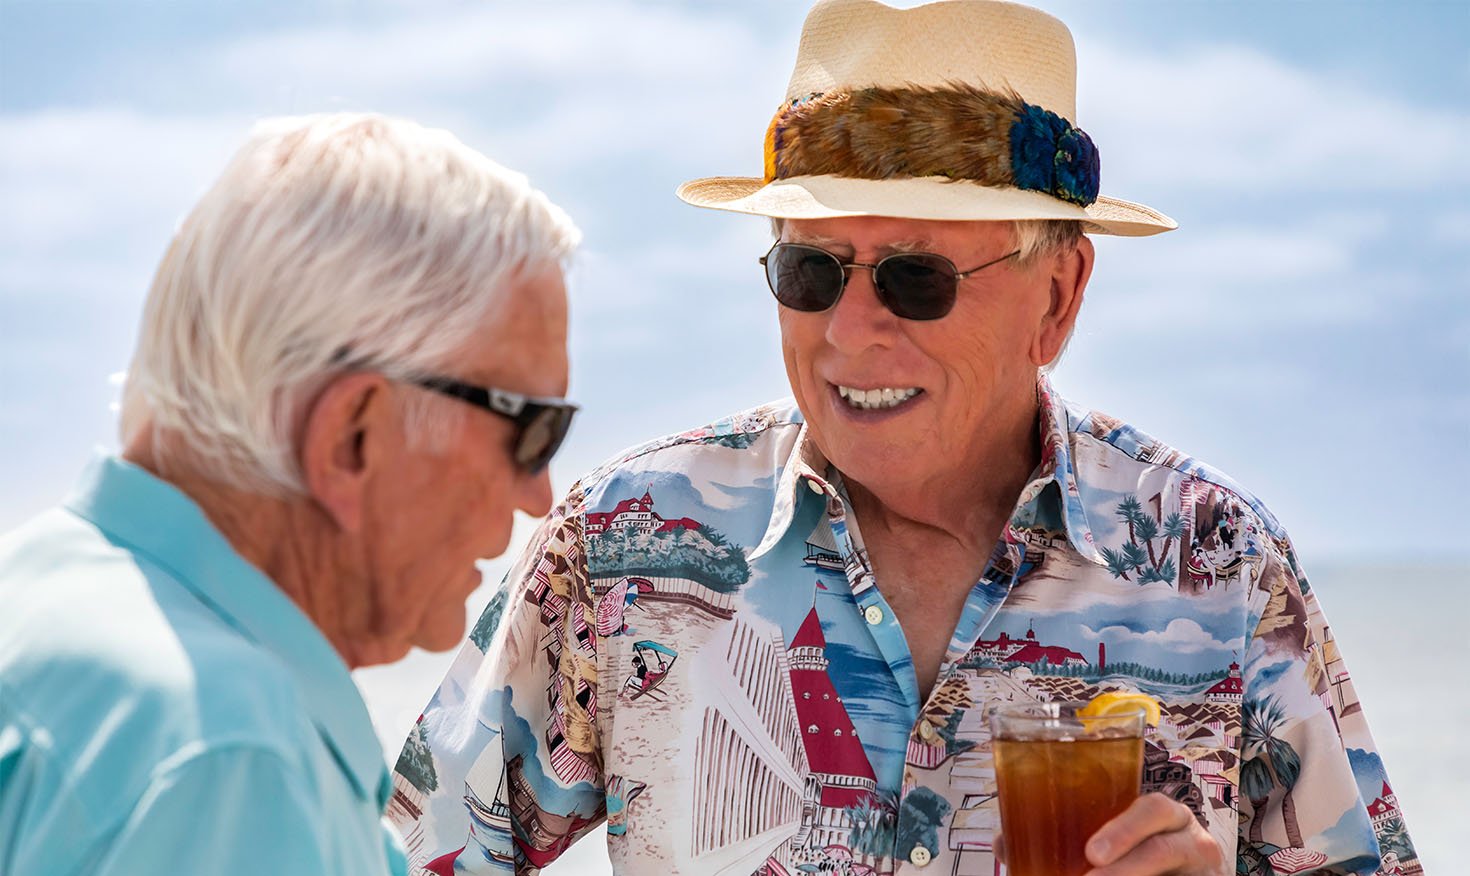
[1084,824,1225,876]
[1086,794,1194,867]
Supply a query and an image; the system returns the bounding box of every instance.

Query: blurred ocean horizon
[356,560,1464,874]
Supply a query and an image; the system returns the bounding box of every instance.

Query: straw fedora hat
[677,0,1175,236]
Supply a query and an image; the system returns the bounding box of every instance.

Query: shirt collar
[752,375,1104,567]
[63,454,390,807]
[1015,375,1105,565]
[750,424,835,561]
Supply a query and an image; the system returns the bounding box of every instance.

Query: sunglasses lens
[766,244,845,312]
[516,406,575,473]
[875,253,958,320]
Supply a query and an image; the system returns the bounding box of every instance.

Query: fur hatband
[762,84,1101,207]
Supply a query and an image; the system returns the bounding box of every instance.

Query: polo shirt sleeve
[1235,533,1419,874]
[391,493,608,874]
[0,719,63,876]
[92,746,336,876]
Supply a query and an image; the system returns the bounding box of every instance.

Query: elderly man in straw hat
[393,2,1419,874]
[0,113,580,875]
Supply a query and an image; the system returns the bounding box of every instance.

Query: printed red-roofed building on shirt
[1205,661,1244,705]
[585,489,704,537]
[964,623,1087,668]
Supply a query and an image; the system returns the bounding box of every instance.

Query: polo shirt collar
[64,454,390,807]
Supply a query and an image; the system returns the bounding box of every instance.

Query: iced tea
[990,702,1145,876]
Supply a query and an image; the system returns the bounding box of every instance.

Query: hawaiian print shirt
[390,377,1420,876]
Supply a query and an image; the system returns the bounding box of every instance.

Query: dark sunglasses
[760,242,1021,321]
[410,376,577,474]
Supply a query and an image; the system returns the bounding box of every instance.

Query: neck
[845,386,1041,554]
[123,433,372,668]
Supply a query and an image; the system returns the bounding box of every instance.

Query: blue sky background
[2,1,1465,871]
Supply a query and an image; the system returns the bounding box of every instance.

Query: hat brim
[677,175,1175,237]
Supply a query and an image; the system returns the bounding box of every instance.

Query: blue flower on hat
[1010,102,1100,206]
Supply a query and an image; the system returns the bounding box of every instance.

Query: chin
[346,638,414,670]
[840,459,922,500]
[826,433,923,479]
[416,620,468,654]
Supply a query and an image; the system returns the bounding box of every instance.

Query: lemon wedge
[1078,690,1161,727]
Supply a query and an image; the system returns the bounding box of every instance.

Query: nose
[517,466,555,518]
[823,265,899,354]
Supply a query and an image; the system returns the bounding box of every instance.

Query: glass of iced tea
[989,701,1147,876]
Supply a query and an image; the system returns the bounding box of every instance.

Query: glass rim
[989,699,1148,741]
[991,700,1149,720]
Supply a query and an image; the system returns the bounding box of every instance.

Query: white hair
[120,112,580,496]
[1013,219,1086,372]
[1010,218,1084,265]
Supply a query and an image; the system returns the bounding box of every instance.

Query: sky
[3,0,1467,561]
[2,0,1466,871]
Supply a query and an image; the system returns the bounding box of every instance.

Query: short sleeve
[390,495,608,875]
[94,747,335,876]
[0,718,67,875]
[1236,534,1421,874]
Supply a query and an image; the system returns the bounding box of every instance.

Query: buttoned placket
[895,540,1027,873]
[799,470,1040,872]
[802,473,922,720]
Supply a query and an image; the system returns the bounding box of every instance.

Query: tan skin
[124,267,568,669]
[778,216,1080,702]
[779,217,1225,876]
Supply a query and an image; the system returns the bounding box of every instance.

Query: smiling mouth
[834,384,923,411]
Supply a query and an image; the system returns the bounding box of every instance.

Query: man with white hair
[0,113,580,875]
[393,2,1418,875]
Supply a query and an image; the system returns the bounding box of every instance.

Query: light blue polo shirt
[0,456,408,876]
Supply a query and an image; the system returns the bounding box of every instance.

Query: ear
[1030,235,1094,368]
[299,372,396,534]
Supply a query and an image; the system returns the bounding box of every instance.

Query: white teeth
[836,385,920,410]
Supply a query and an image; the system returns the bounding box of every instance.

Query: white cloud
[1145,227,1349,281]
[1079,41,1470,193]
[1,2,1464,571]
[574,220,772,311]
[214,3,777,97]
[1081,215,1399,334]
[0,109,250,288]
[1081,617,1241,655]
[201,2,793,176]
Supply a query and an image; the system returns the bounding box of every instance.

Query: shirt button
[909,846,932,867]
[806,479,824,494]
[863,605,884,625]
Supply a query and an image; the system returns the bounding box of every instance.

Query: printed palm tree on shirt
[894,787,951,870]
[1118,495,1144,544]
[845,793,898,870]
[1376,815,1416,864]
[395,719,439,795]
[1103,494,1184,585]
[1241,695,1304,848]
